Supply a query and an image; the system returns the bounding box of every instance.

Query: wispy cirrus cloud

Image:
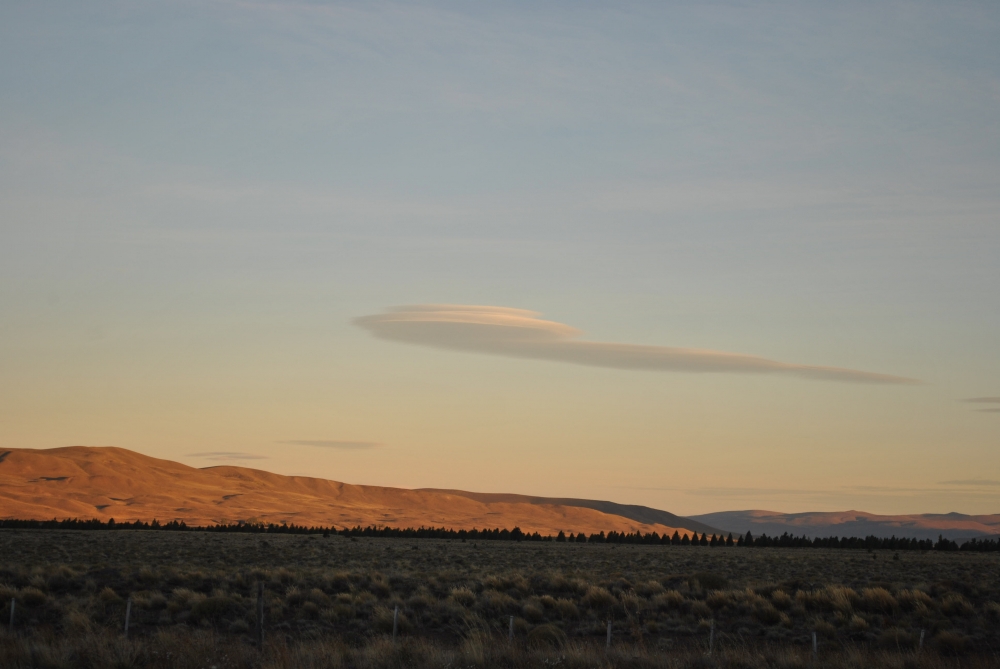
[960,397,1000,413]
[355,305,918,384]
[940,479,1000,486]
[187,451,267,461]
[279,440,382,450]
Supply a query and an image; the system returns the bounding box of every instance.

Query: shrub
[582,586,615,610]
[285,586,306,606]
[324,572,352,593]
[619,590,643,615]
[542,573,573,593]
[373,606,409,634]
[692,572,728,591]
[190,595,243,624]
[479,590,517,615]
[691,601,713,619]
[522,602,544,623]
[18,586,47,607]
[652,590,684,611]
[879,627,915,649]
[814,620,836,638]
[167,588,205,615]
[449,587,475,608]
[228,618,249,634]
[848,614,868,632]
[47,566,78,592]
[301,601,320,619]
[407,592,433,611]
[897,589,932,611]
[816,587,857,614]
[527,623,567,649]
[636,580,664,597]
[752,602,782,625]
[554,598,579,620]
[860,587,897,613]
[97,586,123,604]
[307,587,331,606]
[934,630,968,655]
[63,608,93,633]
[940,593,973,617]
[366,576,391,598]
[132,590,166,610]
[706,591,730,610]
[771,590,792,610]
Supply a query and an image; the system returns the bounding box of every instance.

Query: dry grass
[2,529,999,667]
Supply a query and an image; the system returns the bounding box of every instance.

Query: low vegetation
[2,529,999,667]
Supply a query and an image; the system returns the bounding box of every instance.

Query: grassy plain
[1,529,999,668]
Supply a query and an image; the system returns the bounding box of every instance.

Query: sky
[1,0,999,516]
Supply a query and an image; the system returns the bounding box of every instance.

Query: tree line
[0,518,995,552]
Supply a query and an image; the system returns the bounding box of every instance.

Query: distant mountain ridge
[0,446,711,537]
[418,489,721,536]
[6,447,993,542]
[690,509,1000,541]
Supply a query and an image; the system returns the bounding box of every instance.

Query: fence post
[509,615,514,642]
[124,597,132,637]
[606,620,612,651]
[709,620,714,655]
[256,582,265,648]
[812,630,817,661]
[918,629,925,652]
[8,598,13,633]
[392,606,399,642]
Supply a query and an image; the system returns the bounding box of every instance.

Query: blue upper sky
[2,1,998,514]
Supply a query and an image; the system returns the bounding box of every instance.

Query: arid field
[2,529,999,668]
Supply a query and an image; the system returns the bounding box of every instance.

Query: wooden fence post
[124,597,132,637]
[918,629,925,652]
[606,620,612,651]
[256,582,265,648]
[812,631,817,661]
[508,615,514,642]
[709,620,714,655]
[392,606,399,642]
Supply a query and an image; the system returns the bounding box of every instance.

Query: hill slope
[689,509,1000,541]
[0,447,711,537]
[420,489,721,536]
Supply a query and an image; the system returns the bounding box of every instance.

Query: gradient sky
[2,1,999,515]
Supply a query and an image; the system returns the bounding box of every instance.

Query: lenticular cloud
[355,305,918,384]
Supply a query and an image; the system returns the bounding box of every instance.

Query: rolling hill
[689,509,1000,541]
[0,446,713,537]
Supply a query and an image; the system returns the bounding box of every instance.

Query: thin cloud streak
[280,440,382,449]
[187,451,268,461]
[355,305,918,384]
[961,397,1000,403]
[941,480,1000,486]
